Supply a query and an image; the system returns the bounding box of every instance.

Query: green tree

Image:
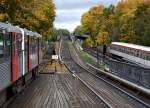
[74,25,85,35]
[96,32,110,45]
[83,37,94,47]
[0,0,56,40]
[77,0,150,46]
[133,3,150,46]
[49,28,70,42]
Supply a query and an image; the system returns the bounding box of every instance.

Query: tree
[133,3,150,46]
[74,25,85,35]
[0,0,56,40]
[49,28,70,42]
[81,5,104,43]
[78,0,150,46]
[96,32,110,45]
[83,37,94,47]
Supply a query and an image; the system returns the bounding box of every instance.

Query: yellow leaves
[0,13,8,21]
[34,10,47,21]
[81,5,104,34]
[116,0,147,15]
[83,37,94,47]
[96,32,110,45]
[79,0,150,46]
[0,0,56,40]
[89,5,104,16]
[120,34,130,43]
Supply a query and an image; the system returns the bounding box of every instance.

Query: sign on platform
[52,55,58,60]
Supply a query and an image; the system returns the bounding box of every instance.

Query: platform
[6,62,106,108]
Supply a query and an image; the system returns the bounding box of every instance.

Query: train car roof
[24,29,33,36]
[0,22,21,33]
[33,32,42,38]
[0,22,42,37]
[111,42,150,52]
[24,29,36,37]
[24,29,42,37]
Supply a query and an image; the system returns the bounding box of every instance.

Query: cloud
[54,0,119,32]
[55,9,88,23]
[54,0,101,10]
[55,22,80,32]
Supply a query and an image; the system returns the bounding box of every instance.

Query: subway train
[88,42,150,88]
[91,42,150,68]
[110,42,150,68]
[0,22,43,106]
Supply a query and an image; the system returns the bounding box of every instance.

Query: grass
[80,51,94,64]
[69,41,106,70]
[80,50,106,71]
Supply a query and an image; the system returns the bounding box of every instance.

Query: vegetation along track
[60,40,150,108]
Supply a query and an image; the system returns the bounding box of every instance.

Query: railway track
[60,39,150,108]
[84,48,143,67]
[84,48,150,104]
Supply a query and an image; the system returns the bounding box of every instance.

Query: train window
[32,37,38,53]
[148,54,150,61]
[134,50,137,57]
[123,48,125,53]
[5,33,11,57]
[145,54,149,60]
[128,48,130,54]
[129,48,131,54]
[124,48,126,53]
[142,52,144,59]
[0,32,11,60]
[144,53,147,60]
[126,48,128,54]
[25,36,28,51]
[130,48,133,55]
[142,53,145,60]
[139,51,142,58]
[146,54,149,60]
[0,32,4,58]
[132,50,134,56]
[145,54,148,60]
[147,54,150,60]
[16,34,22,53]
[136,50,139,57]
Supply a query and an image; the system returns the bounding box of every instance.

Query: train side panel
[0,32,11,91]
[109,49,150,67]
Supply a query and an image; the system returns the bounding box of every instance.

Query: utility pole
[97,43,99,68]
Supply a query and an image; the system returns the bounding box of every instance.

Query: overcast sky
[54,0,119,32]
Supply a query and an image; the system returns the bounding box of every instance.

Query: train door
[32,37,38,68]
[12,32,22,82]
[29,37,32,71]
[11,33,19,82]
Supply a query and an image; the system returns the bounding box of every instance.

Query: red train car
[0,22,43,106]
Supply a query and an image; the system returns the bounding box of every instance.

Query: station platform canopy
[74,34,89,40]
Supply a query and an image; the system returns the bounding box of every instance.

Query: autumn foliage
[0,0,56,40]
[76,0,150,46]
